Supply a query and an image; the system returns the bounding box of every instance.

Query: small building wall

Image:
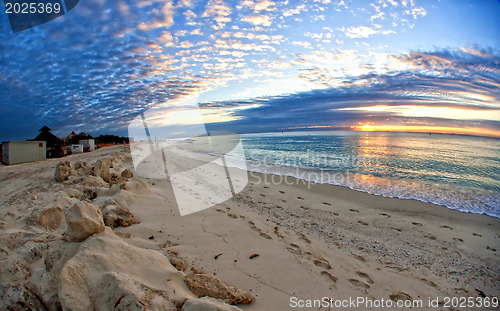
[79,139,95,152]
[2,141,46,165]
[71,144,84,153]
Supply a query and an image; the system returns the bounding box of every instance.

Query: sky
[0,0,499,141]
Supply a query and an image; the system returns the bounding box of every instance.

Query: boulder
[184,273,254,305]
[58,229,196,310]
[64,201,105,242]
[54,161,72,182]
[74,161,87,170]
[182,297,243,311]
[121,169,134,179]
[102,204,136,228]
[91,158,110,182]
[73,161,91,175]
[108,172,124,186]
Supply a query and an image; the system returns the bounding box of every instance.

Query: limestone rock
[91,158,110,182]
[108,172,124,186]
[102,204,136,228]
[121,169,134,179]
[58,229,196,311]
[54,161,72,182]
[182,297,243,311]
[64,201,105,242]
[74,161,91,175]
[184,273,254,305]
[74,161,87,170]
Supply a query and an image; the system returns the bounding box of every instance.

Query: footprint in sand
[297,196,304,200]
[391,227,402,232]
[452,238,464,243]
[379,213,391,217]
[227,213,238,219]
[296,232,311,243]
[333,212,339,216]
[259,232,272,239]
[425,234,437,240]
[279,190,285,194]
[472,233,482,237]
[486,246,497,252]
[350,209,359,213]
[260,194,266,197]
[383,262,407,272]
[215,208,225,213]
[349,279,370,289]
[263,186,269,189]
[275,205,283,209]
[420,278,438,288]
[287,243,302,255]
[299,206,309,210]
[441,225,453,230]
[281,199,287,203]
[353,254,366,262]
[411,222,422,226]
[313,258,332,270]
[389,292,413,302]
[356,271,374,284]
[321,271,338,285]
[358,220,369,226]
[322,202,331,206]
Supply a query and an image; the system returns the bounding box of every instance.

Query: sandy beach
[0,145,498,310]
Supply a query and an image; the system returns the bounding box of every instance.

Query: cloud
[241,15,272,26]
[343,26,378,38]
[200,49,500,135]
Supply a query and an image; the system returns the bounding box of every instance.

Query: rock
[91,158,110,182]
[102,204,136,228]
[2,284,47,311]
[64,201,105,242]
[74,161,87,170]
[58,229,196,311]
[81,188,97,201]
[184,273,254,305]
[182,297,243,311]
[121,169,134,179]
[39,207,66,231]
[108,172,124,186]
[74,161,91,176]
[54,161,72,182]
[66,189,80,199]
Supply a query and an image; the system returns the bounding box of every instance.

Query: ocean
[236,131,500,218]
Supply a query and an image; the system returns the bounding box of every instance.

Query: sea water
[235,131,500,218]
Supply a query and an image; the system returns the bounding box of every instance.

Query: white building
[2,141,46,165]
[79,139,95,152]
[71,144,84,153]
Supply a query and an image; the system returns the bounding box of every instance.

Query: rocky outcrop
[184,273,254,305]
[102,204,136,228]
[54,161,72,182]
[58,229,196,310]
[91,158,110,183]
[121,169,134,179]
[64,201,105,242]
[108,172,124,186]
